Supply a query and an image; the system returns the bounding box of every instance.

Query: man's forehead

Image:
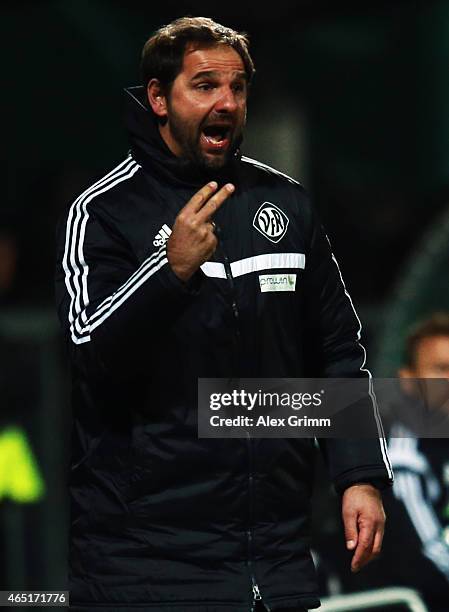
[182,44,245,76]
[416,335,449,361]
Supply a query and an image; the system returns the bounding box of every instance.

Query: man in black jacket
[55,16,393,612]
[379,313,449,611]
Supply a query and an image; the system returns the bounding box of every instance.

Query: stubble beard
[167,107,242,172]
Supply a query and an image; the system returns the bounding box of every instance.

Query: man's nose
[215,87,238,112]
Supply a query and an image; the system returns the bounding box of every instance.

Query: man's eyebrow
[190,70,247,82]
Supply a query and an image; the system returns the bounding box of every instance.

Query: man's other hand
[342,482,386,573]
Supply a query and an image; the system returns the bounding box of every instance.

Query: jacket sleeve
[388,430,449,580]
[301,198,394,493]
[55,198,200,383]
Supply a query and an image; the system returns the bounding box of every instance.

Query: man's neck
[158,124,183,158]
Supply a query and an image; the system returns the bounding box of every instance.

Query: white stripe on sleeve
[61,157,173,346]
[329,248,393,481]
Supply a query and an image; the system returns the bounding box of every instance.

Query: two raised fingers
[185,181,235,221]
[198,183,235,222]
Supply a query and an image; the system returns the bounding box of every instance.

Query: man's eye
[233,83,245,93]
[197,83,214,91]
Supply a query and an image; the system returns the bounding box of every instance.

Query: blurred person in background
[55,16,392,612]
[383,312,449,611]
[313,312,449,611]
[0,214,45,590]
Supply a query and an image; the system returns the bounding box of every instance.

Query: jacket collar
[123,86,241,189]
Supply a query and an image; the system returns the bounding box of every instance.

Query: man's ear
[399,367,414,380]
[147,79,167,118]
[399,366,418,397]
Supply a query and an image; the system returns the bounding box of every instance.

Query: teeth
[203,126,230,144]
[204,133,225,144]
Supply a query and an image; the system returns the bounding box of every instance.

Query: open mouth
[201,125,232,150]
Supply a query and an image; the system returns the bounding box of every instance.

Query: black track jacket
[55,86,393,611]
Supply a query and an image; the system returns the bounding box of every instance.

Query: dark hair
[404,312,449,366]
[140,16,255,91]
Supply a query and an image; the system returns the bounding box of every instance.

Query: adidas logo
[153,224,172,247]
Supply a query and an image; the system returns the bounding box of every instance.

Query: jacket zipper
[247,432,270,612]
[216,224,268,610]
[215,223,241,374]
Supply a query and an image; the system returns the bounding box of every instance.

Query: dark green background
[3,2,449,368]
[1,1,449,595]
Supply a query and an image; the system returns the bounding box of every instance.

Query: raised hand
[167,181,235,282]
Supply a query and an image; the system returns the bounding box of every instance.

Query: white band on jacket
[201,253,306,279]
